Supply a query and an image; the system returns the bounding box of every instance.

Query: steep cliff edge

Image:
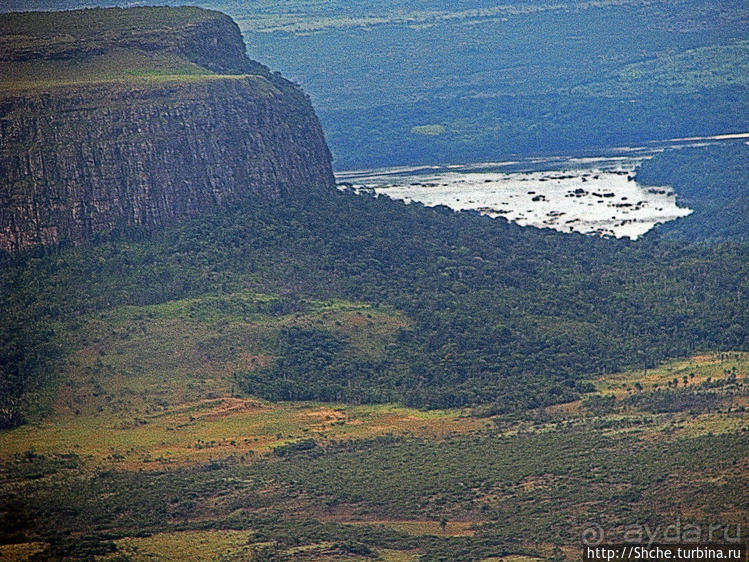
[0,7,335,253]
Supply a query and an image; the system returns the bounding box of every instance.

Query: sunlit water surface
[337,152,693,239]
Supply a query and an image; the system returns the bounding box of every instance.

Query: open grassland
[109,525,475,561]
[113,529,255,561]
[332,519,478,538]
[0,399,484,471]
[0,542,47,560]
[0,9,215,90]
[0,6,274,93]
[0,50,214,90]
[50,290,409,417]
[0,6,219,36]
[0,70,278,95]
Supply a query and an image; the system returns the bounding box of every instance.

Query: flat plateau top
[0,7,242,91]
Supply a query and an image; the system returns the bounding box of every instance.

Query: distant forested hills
[236,0,749,168]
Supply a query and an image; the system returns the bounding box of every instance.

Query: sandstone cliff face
[0,8,335,253]
[0,77,334,252]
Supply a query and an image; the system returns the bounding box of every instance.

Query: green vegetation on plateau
[0,6,270,90]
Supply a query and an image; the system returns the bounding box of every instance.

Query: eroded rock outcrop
[0,7,335,252]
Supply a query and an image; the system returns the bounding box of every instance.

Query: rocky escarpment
[0,7,335,253]
[0,77,334,252]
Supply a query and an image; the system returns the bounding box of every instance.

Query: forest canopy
[2,152,746,425]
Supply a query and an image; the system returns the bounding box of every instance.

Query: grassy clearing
[574,40,749,96]
[341,519,478,537]
[377,550,421,561]
[0,542,47,561]
[0,70,276,94]
[0,9,281,93]
[0,6,220,37]
[544,351,746,414]
[0,6,245,92]
[0,290,484,469]
[52,290,407,417]
[545,353,748,441]
[111,530,255,561]
[112,530,410,561]
[0,50,213,89]
[0,399,483,470]
[593,351,747,396]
